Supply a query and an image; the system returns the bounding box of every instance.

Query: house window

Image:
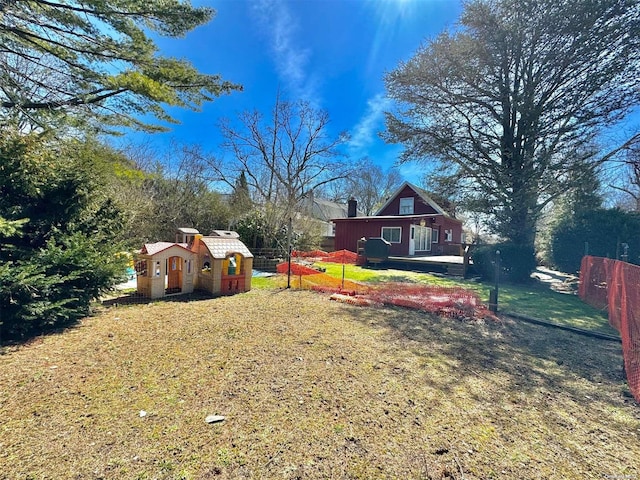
[399,197,414,215]
[381,227,402,243]
[431,229,439,243]
[445,229,453,242]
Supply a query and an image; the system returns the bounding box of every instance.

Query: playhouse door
[167,256,182,292]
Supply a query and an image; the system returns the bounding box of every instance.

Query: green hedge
[472,243,536,284]
[550,208,640,273]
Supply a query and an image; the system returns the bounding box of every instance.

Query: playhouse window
[431,229,439,243]
[445,229,453,242]
[155,261,161,276]
[202,254,211,273]
[382,227,401,243]
[135,260,148,276]
[399,197,414,215]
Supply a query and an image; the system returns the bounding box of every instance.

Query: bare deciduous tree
[337,158,403,216]
[208,95,349,247]
[610,146,640,212]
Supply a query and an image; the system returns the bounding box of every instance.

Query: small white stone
[139,410,147,417]
[205,415,225,424]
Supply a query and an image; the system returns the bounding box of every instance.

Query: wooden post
[287,217,292,289]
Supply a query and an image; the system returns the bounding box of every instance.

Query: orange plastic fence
[275,262,366,293]
[365,283,493,320]
[292,249,328,258]
[276,262,320,276]
[276,261,495,321]
[323,250,359,264]
[291,249,359,264]
[579,256,640,402]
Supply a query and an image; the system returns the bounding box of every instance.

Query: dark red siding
[431,217,463,243]
[333,214,464,256]
[378,185,439,216]
[334,218,394,253]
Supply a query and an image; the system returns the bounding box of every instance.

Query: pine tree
[0,131,127,340]
[0,0,241,131]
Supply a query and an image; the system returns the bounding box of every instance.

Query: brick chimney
[347,197,357,217]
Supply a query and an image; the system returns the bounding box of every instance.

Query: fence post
[489,249,500,313]
[287,217,292,289]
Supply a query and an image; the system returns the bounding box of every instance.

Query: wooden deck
[384,255,470,276]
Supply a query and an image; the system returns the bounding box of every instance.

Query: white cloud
[347,93,392,157]
[252,0,318,102]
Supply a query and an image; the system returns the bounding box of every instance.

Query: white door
[409,225,415,255]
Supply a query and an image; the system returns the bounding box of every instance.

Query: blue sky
[126,0,464,184]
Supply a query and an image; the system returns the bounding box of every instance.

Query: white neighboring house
[300,194,362,249]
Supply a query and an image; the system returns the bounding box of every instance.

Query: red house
[332,182,464,257]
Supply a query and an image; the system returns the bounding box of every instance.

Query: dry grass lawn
[1,289,639,479]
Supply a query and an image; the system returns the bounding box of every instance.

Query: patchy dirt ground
[1,289,638,479]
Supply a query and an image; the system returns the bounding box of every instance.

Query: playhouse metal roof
[200,237,254,259]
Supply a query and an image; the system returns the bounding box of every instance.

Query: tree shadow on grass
[366,274,421,284]
[1,290,226,348]
[348,303,631,415]
[100,289,215,307]
[325,300,639,478]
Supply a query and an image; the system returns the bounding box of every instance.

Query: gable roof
[141,242,192,256]
[374,181,447,217]
[200,237,254,259]
[310,197,350,222]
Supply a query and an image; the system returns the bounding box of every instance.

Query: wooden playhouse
[135,228,253,299]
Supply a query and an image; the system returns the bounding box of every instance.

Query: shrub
[0,133,127,342]
[550,208,640,273]
[472,243,536,283]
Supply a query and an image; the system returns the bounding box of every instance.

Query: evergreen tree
[230,170,253,217]
[550,208,640,273]
[0,132,128,341]
[0,0,241,131]
[543,165,604,267]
